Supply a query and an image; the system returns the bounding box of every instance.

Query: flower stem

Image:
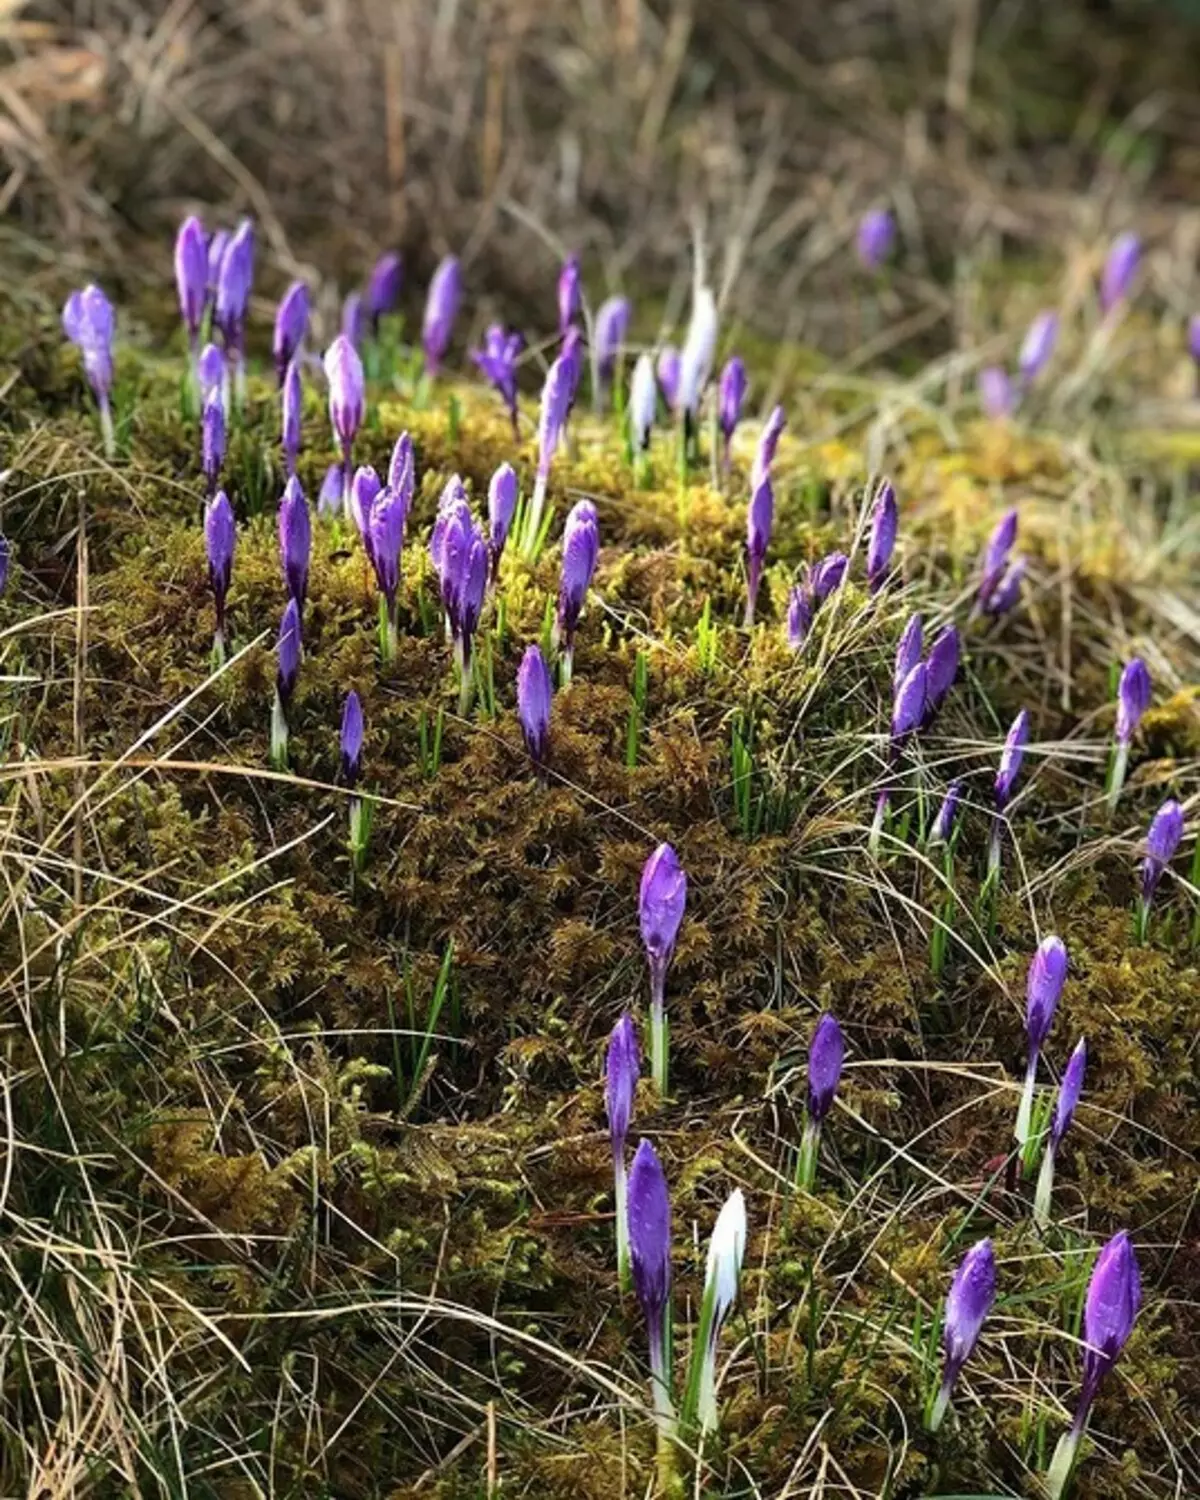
[1033,1141,1057,1228]
[925,1374,954,1433]
[614,1152,630,1293]
[1015,1051,1038,1153]
[795,1117,821,1192]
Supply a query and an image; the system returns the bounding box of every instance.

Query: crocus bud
[929,780,963,845]
[786,585,813,650]
[517,643,553,768]
[594,295,631,382]
[605,1012,640,1154]
[368,488,409,619]
[630,353,657,452]
[276,597,302,705]
[319,464,345,517]
[1026,935,1068,1053]
[560,325,585,409]
[1019,311,1059,383]
[324,335,365,470]
[978,365,1015,420]
[206,228,228,298]
[656,346,680,412]
[488,462,518,577]
[678,285,717,419]
[471,324,523,433]
[363,251,403,331]
[806,1012,844,1124]
[204,489,236,652]
[62,284,116,413]
[994,708,1030,811]
[0,534,9,599]
[215,218,254,354]
[201,392,225,495]
[1100,232,1140,314]
[983,557,1025,617]
[278,476,312,610]
[282,359,302,475]
[691,1188,747,1435]
[273,281,310,385]
[811,552,848,604]
[718,356,747,447]
[537,357,572,484]
[1141,799,1184,908]
[751,405,786,490]
[891,662,927,745]
[197,342,224,404]
[627,1138,673,1413]
[174,215,208,346]
[924,626,960,719]
[894,613,924,695]
[340,690,364,787]
[1046,1233,1141,1498]
[866,479,897,593]
[856,207,895,271]
[558,254,581,335]
[555,500,600,677]
[341,291,365,349]
[640,842,686,1095]
[928,1238,996,1431]
[1050,1037,1086,1154]
[386,432,412,501]
[744,475,775,626]
[977,509,1018,613]
[1115,657,1151,745]
[422,255,462,375]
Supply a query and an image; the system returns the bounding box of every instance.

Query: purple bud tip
[978,365,1015,420]
[174,215,209,340]
[1081,1231,1141,1398]
[1142,798,1185,906]
[1026,935,1067,1052]
[924,625,960,717]
[423,255,462,373]
[979,509,1019,611]
[893,613,924,695]
[204,490,236,610]
[1019,311,1059,382]
[488,462,519,564]
[215,219,254,347]
[557,499,600,644]
[866,480,898,592]
[639,844,687,973]
[557,254,582,335]
[747,476,775,572]
[273,281,311,383]
[340,690,364,786]
[341,292,365,349]
[751,406,787,490]
[276,597,302,703]
[364,251,403,325]
[806,1012,845,1123]
[930,780,963,844]
[718,356,748,443]
[856,207,895,272]
[1101,232,1141,314]
[786,584,813,650]
[627,1138,672,1331]
[984,557,1025,618]
[942,1238,996,1386]
[471,324,523,423]
[278,475,312,608]
[1050,1037,1087,1152]
[324,335,365,456]
[891,662,927,743]
[594,296,631,378]
[812,552,848,604]
[1115,657,1151,745]
[605,1013,640,1150]
[994,708,1030,810]
[517,643,553,767]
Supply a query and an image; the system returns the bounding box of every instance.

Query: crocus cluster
[1107,657,1151,811]
[639,843,687,1096]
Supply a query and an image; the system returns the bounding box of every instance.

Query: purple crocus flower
[929,780,963,845]
[606,1012,640,1286]
[214,218,254,375]
[744,476,775,627]
[856,207,895,271]
[363,251,403,332]
[271,596,302,769]
[866,480,897,593]
[656,346,681,413]
[994,709,1030,812]
[348,465,382,564]
[640,842,687,1096]
[555,499,600,682]
[718,356,748,453]
[340,690,364,787]
[924,626,960,720]
[1019,311,1059,383]
[201,391,225,496]
[525,354,573,549]
[388,432,414,500]
[630,353,657,453]
[517,643,553,769]
[324,335,365,489]
[341,292,365,349]
[174,215,208,352]
[1050,1037,1086,1155]
[978,365,1015,420]
[626,1138,674,1423]
[471,324,523,435]
[1115,658,1151,745]
[558,254,582,336]
[368,488,409,655]
[273,281,310,386]
[594,295,631,383]
[204,489,236,660]
[811,553,849,603]
[892,662,927,744]
[1100,232,1140,314]
[422,255,462,376]
[62,284,116,454]
[197,342,224,406]
[1046,1232,1141,1498]
[894,613,924,695]
[436,500,488,710]
[750,405,786,490]
[786,585,813,650]
[928,1238,996,1431]
[984,557,1025,617]
[1015,934,1068,1150]
[1141,799,1184,910]
[487,462,518,580]
[796,1011,844,1189]
[277,476,311,611]
[977,510,1018,614]
[282,359,302,476]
